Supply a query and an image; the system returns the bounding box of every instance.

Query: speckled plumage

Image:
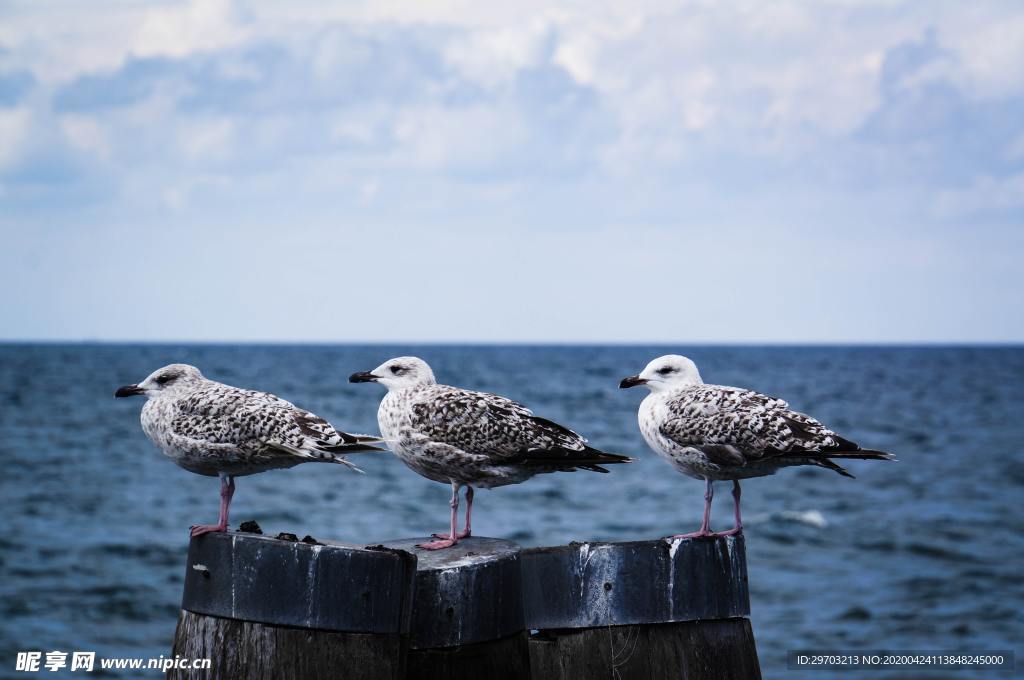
[622,354,893,537]
[130,365,381,477]
[379,383,623,488]
[639,383,879,481]
[116,363,383,536]
[351,356,630,549]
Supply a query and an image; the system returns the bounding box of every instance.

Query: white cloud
[132,0,250,60]
[552,33,599,86]
[443,21,550,89]
[1,0,1021,222]
[940,11,1024,99]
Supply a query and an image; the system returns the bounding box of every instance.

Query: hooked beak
[619,375,647,389]
[348,371,379,384]
[115,384,145,398]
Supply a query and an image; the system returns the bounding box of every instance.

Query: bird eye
[390,365,404,375]
[656,366,675,375]
[155,374,173,385]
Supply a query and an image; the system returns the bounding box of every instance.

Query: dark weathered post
[380,537,530,680]
[170,531,417,680]
[522,536,760,680]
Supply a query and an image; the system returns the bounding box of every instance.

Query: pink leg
[714,480,743,537]
[458,487,473,539]
[667,478,715,539]
[421,482,461,550]
[432,485,473,540]
[191,475,234,537]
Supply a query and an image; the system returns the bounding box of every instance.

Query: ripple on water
[0,345,1021,679]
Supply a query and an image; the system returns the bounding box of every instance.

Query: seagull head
[115,363,204,398]
[619,355,703,393]
[349,356,436,391]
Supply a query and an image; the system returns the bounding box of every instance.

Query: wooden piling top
[521,535,749,630]
[379,537,524,650]
[180,531,417,634]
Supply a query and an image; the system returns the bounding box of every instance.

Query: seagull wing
[659,385,892,475]
[173,383,383,469]
[409,386,631,471]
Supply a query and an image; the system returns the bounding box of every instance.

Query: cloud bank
[1,1,1021,342]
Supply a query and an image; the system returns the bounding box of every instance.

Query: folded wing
[410,387,632,472]
[172,383,383,470]
[660,386,893,476]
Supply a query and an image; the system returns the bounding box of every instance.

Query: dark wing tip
[818,458,856,478]
[323,442,387,453]
[854,449,897,461]
[822,448,896,461]
[513,445,634,472]
[583,445,635,464]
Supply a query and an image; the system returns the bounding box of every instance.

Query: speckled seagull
[350,357,633,550]
[115,364,383,536]
[620,355,893,538]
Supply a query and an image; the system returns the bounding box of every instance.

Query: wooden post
[168,532,760,679]
[379,537,530,680]
[522,536,761,680]
[170,531,417,680]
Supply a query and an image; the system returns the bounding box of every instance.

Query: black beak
[348,371,379,384]
[619,376,647,389]
[115,384,144,398]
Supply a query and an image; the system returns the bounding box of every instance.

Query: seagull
[620,355,893,538]
[350,356,633,550]
[115,364,383,537]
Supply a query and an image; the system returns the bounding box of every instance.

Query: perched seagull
[350,357,632,550]
[115,364,383,537]
[620,355,893,538]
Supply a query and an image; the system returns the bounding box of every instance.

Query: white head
[619,354,703,393]
[349,356,436,391]
[115,363,205,399]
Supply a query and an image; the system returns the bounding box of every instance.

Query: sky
[0,1,1022,343]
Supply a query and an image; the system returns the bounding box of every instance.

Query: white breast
[140,399,174,452]
[638,393,707,480]
[377,390,418,458]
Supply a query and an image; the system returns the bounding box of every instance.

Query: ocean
[1,344,1021,678]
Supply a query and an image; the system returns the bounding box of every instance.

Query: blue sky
[1,1,1022,343]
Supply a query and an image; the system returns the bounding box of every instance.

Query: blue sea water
[0,344,1021,679]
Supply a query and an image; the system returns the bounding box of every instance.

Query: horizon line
[0,339,1021,348]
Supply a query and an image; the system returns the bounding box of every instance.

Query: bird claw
[665,530,715,540]
[712,527,743,537]
[190,524,227,537]
[432,530,471,540]
[417,537,459,550]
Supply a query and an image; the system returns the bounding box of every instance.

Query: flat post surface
[521,535,749,629]
[181,531,416,634]
[380,537,524,650]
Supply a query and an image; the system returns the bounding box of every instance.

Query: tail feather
[325,456,365,474]
[774,446,895,478]
[816,458,855,478]
[821,449,896,461]
[322,441,386,454]
[347,433,385,444]
[517,445,634,471]
[321,431,386,454]
[269,441,367,473]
